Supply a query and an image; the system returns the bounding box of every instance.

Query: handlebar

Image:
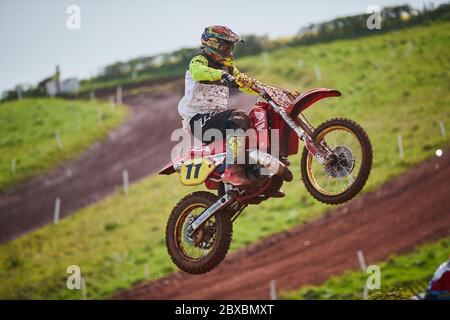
[235,73,300,108]
[235,73,264,93]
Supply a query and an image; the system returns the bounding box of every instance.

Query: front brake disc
[324,146,355,178]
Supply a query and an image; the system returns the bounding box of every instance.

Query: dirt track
[114,149,450,300]
[0,89,257,243]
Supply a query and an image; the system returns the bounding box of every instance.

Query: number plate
[180,158,216,186]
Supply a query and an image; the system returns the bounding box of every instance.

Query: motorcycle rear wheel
[166,191,233,274]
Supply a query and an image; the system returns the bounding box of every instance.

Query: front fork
[187,192,234,236]
[304,135,334,165]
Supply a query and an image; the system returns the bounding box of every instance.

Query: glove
[235,73,256,88]
[221,72,238,88]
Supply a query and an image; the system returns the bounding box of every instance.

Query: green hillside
[0,22,449,299]
[0,98,128,191]
[282,237,450,300]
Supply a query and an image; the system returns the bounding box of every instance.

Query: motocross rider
[178,25,257,187]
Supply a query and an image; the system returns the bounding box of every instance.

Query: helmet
[201,25,244,67]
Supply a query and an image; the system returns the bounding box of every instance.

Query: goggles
[216,39,234,55]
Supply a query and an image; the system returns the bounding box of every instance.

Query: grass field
[0,98,128,191]
[282,237,450,300]
[0,22,449,299]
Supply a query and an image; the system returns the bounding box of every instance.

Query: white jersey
[178,70,229,131]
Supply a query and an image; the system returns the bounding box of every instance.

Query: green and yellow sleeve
[189,55,223,81]
[189,55,258,96]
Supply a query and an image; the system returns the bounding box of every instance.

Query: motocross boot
[222,135,252,187]
[223,165,253,186]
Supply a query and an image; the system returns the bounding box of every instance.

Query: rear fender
[159,161,177,175]
[158,153,185,175]
[158,152,226,176]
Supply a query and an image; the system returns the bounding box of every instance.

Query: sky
[0,0,447,93]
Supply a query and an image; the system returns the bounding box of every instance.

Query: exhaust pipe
[248,150,293,182]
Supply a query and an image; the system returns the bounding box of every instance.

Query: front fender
[288,88,341,118]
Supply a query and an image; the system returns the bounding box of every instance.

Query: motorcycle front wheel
[301,118,373,205]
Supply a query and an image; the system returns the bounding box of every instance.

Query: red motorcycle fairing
[264,103,299,157]
[248,104,269,152]
[287,88,341,118]
[249,104,268,131]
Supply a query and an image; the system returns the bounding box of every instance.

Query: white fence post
[363,285,369,299]
[122,170,129,193]
[55,131,63,149]
[357,250,369,299]
[116,86,123,105]
[270,279,277,300]
[397,134,404,160]
[54,198,61,224]
[81,277,87,300]
[11,157,16,174]
[357,250,367,272]
[439,121,446,138]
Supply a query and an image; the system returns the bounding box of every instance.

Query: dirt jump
[114,149,450,299]
[0,88,257,243]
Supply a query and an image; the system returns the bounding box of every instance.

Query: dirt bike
[159,74,373,274]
